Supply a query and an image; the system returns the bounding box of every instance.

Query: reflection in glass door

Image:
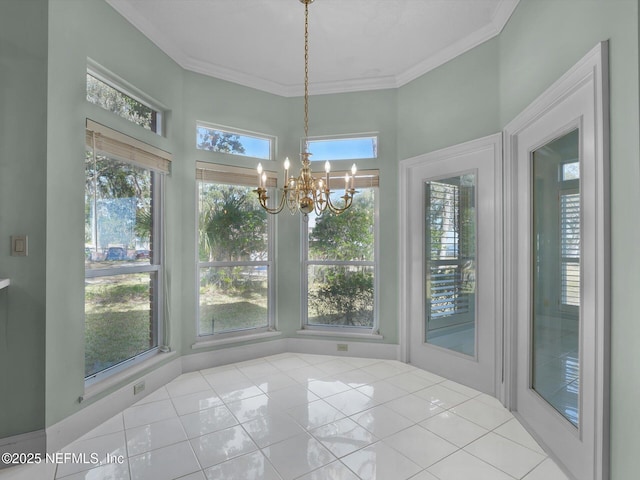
[531,129,580,427]
[425,173,476,356]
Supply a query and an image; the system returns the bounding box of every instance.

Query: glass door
[505,43,609,480]
[531,129,580,427]
[405,134,501,395]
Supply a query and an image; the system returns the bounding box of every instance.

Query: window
[86,71,162,134]
[304,134,378,161]
[302,172,379,331]
[196,163,275,336]
[197,123,274,160]
[84,120,170,383]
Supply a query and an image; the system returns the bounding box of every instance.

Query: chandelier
[255,0,357,216]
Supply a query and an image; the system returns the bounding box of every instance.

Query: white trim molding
[503,41,610,480]
[47,355,182,453]
[104,0,520,97]
[286,337,399,360]
[398,133,503,395]
[0,430,46,469]
[45,338,399,455]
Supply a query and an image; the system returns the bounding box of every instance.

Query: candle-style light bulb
[262,172,267,189]
[345,173,349,192]
[351,164,357,190]
[325,161,331,188]
[283,157,290,186]
[257,163,263,188]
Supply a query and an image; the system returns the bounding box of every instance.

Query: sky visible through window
[196,125,271,160]
[307,136,377,161]
[240,136,271,159]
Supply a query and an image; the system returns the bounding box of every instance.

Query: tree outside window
[197,179,272,335]
[306,188,376,328]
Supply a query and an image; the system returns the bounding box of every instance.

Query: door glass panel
[425,173,476,356]
[531,129,580,427]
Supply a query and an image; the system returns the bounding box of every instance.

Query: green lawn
[85,274,152,377]
[199,288,267,335]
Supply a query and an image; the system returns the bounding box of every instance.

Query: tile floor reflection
[532,315,580,427]
[12,354,571,480]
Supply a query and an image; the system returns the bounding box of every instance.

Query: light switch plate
[11,235,27,256]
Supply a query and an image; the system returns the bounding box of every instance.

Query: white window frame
[196,122,276,161]
[302,132,379,161]
[84,120,170,386]
[301,182,380,335]
[86,60,165,136]
[195,163,276,340]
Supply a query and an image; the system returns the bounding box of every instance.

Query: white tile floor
[9,353,572,480]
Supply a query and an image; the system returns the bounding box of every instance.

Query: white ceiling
[105,0,519,97]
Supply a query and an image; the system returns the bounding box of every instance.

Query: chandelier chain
[304,0,309,141]
[254,0,356,217]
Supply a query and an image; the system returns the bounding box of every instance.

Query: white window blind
[196,161,277,188]
[324,169,379,190]
[561,192,580,307]
[86,119,171,173]
[426,180,474,321]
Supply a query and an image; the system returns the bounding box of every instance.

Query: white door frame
[503,41,610,480]
[399,133,503,397]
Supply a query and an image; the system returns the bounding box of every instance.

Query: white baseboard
[0,430,46,471]
[182,337,399,372]
[182,338,287,372]
[45,338,399,453]
[46,356,182,452]
[0,461,55,479]
[285,337,400,360]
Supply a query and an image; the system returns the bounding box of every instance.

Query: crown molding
[492,0,520,34]
[106,0,520,98]
[394,0,519,87]
[181,56,297,97]
[105,0,189,68]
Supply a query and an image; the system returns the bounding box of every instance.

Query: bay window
[196,163,275,337]
[302,171,379,332]
[84,120,170,383]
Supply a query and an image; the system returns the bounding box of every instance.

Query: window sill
[296,329,383,340]
[82,350,178,403]
[192,330,282,349]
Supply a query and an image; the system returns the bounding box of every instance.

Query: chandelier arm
[287,184,299,214]
[255,187,287,214]
[312,186,328,216]
[326,190,355,215]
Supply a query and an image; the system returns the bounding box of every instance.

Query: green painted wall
[2,2,639,477]
[46,0,185,426]
[180,79,399,348]
[283,90,399,343]
[42,0,401,430]
[0,0,48,439]
[396,0,640,477]
[397,38,500,160]
[180,71,290,352]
